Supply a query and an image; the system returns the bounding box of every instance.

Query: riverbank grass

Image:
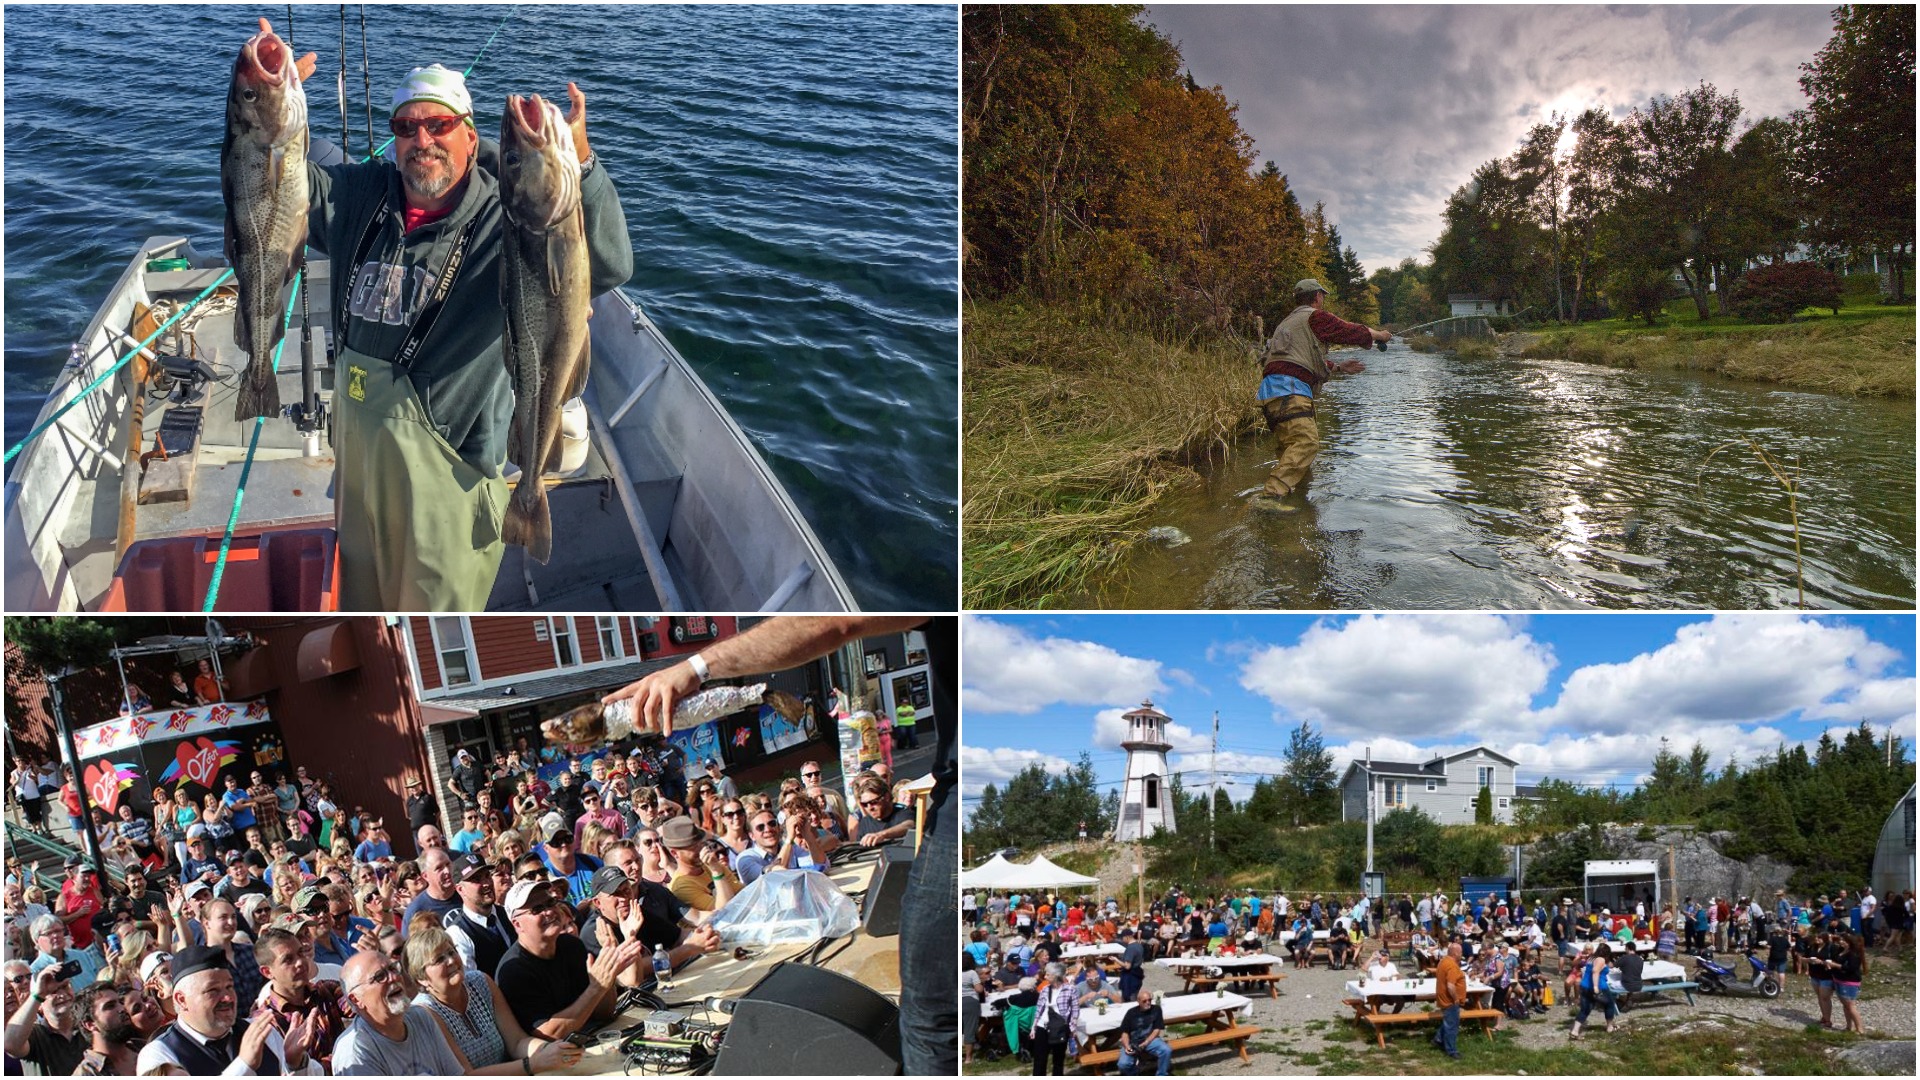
[963,302,1260,608]
[1529,299,1915,396]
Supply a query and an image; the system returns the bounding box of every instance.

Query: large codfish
[222,22,309,421]
[498,93,590,564]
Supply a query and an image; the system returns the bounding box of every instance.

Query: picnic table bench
[1342,978,1497,1049]
[1076,991,1260,1075]
[1156,954,1287,998]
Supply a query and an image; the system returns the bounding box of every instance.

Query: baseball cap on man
[292,886,328,913]
[392,64,473,118]
[504,879,555,918]
[588,866,632,897]
[1295,278,1327,296]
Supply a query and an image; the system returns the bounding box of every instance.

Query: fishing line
[360,4,373,160]
[365,4,519,162]
[203,271,305,613]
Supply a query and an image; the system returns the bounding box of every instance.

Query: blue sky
[962,614,1915,817]
[1141,5,1838,272]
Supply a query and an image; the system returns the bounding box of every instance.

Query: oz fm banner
[67,702,289,822]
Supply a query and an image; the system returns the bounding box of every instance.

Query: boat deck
[64,264,660,610]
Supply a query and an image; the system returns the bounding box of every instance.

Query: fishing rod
[1376,315,1459,351]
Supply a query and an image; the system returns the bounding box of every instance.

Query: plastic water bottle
[652,943,674,991]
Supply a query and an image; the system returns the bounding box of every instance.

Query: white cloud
[1238,615,1555,738]
[961,745,1075,799]
[1542,616,1901,734]
[1143,5,1835,268]
[962,615,1164,715]
[1810,677,1918,728]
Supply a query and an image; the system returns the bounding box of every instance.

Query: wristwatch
[686,653,709,686]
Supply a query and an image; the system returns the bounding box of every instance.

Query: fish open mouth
[509,94,551,148]
[245,32,290,85]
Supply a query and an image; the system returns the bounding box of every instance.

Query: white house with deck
[1339,745,1538,825]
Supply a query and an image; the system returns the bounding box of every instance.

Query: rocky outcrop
[1521,825,1794,904]
[1836,1041,1916,1075]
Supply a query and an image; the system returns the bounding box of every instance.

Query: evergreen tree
[1473,785,1495,825]
[1279,721,1339,826]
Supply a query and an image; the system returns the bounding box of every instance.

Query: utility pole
[1209,711,1219,851]
[1364,745,1375,875]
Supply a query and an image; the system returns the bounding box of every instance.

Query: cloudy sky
[1141,4,1837,272]
[961,613,1915,818]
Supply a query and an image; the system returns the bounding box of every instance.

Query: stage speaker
[712,962,901,1075]
[861,839,916,937]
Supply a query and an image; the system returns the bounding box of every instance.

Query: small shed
[1584,859,1661,913]
[1447,293,1514,318]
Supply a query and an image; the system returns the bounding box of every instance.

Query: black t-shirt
[1119,1003,1163,1046]
[218,878,271,904]
[1550,915,1569,943]
[24,1021,87,1076]
[452,764,484,801]
[919,617,957,814]
[407,793,439,832]
[496,934,593,1033]
[1767,930,1790,965]
[124,887,166,922]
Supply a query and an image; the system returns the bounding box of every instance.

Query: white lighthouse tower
[1113,700,1177,841]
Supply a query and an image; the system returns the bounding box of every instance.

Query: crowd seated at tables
[4,741,918,1076]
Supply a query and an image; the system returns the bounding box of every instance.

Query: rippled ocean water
[3,3,958,610]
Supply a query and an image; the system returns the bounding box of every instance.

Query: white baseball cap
[392,64,472,118]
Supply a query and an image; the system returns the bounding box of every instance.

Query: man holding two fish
[225,19,628,610]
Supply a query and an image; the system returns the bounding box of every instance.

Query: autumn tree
[1796,4,1915,301]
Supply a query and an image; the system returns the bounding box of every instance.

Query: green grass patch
[963,300,1263,608]
[1043,849,1109,879]
[1315,1012,1867,1075]
[1527,300,1915,397]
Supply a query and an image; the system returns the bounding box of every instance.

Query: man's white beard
[403,149,455,199]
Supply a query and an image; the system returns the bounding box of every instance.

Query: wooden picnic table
[558,858,891,1075]
[1154,953,1287,998]
[1341,977,1497,1049]
[1077,991,1260,1075]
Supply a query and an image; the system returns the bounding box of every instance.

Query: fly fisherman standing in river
[238,19,633,609]
[1253,278,1391,512]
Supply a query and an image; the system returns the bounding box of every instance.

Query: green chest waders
[332,207,504,611]
[333,348,505,610]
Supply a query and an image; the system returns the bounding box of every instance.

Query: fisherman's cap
[1295,278,1328,296]
[169,945,231,985]
[393,64,474,120]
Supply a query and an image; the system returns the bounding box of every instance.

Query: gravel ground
[1143,946,1917,1075]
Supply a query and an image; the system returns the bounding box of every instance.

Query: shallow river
[1081,342,1915,610]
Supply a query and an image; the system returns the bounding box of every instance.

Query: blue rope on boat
[367,4,518,162]
[3,268,235,466]
[202,270,303,612]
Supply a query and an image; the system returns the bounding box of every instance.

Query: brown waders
[334,347,506,610]
[1261,394,1320,499]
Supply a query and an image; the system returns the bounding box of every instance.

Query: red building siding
[577,617,603,665]
[467,617,556,680]
[225,617,428,855]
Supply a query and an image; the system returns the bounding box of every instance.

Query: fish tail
[233,363,281,421]
[503,478,553,564]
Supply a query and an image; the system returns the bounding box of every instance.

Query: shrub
[1486,316,1516,333]
[1842,272,1882,297]
[1731,262,1844,323]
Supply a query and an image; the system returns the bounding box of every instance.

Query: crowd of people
[959,880,1909,1069]
[5,739,920,1076]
